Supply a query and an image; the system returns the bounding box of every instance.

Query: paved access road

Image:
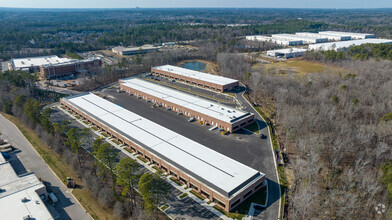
[236,85,281,220]
[0,114,91,220]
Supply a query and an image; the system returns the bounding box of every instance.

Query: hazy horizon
[1,0,391,9]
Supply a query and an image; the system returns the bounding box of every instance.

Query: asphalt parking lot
[167,189,221,220]
[100,87,274,175]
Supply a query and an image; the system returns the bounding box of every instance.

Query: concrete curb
[244,179,269,220]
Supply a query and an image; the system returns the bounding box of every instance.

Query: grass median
[2,113,116,220]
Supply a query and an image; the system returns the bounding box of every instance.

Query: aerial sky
[0,0,391,9]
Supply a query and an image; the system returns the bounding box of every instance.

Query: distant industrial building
[119,78,254,132]
[318,31,375,40]
[267,48,307,59]
[9,55,71,72]
[112,45,160,55]
[246,35,303,46]
[296,32,351,41]
[151,65,239,92]
[61,93,265,212]
[0,153,53,220]
[271,34,328,44]
[308,39,392,51]
[40,57,102,79]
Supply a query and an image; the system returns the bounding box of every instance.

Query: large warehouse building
[318,31,375,40]
[245,35,303,46]
[271,34,328,44]
[309,38,392,51]
[151,65,239,92]
[40,57,102,79]
[9,55,71,72]
[119,78,254,132]
[0,154,53,220]
[60,93,265,212]
[296,32,351,41]
[267,48,307,59]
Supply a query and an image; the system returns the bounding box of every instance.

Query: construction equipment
[66,177,75,188]
[221,130,229,135]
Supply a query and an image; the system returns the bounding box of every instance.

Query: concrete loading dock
[151,65,239,92]
[60,93,265,212]
[119,78,254,132]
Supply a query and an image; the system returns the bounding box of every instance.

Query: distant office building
[162,42,176,46]
[267,48,307,59]
[112,45,160,55]
[246,35,303,46]
[9,55,71,73]
[296,32,351,41]
[40,58,102,79]
[318,31,375,40]
[151,65,239,92]
[119,78,254,132]
[308,39,392,51]
[271,34,328,44]
[0,154,53,220]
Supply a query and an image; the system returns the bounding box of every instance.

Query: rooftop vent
[21,197,29,203]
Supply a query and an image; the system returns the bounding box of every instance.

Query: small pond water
[182,61,207,71]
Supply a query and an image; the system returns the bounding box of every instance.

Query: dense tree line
[2,8,392,59]
[243,60,392,219]
[0,70,171,219]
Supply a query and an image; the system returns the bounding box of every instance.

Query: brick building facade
[151,65,239,92]
[119,78,254,132]
[60,95,265,212]
[40,58,102,79]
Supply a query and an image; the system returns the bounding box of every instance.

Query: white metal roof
[11,55,71,69]
[41,57,101,68]
[121,78,251,124]
[152,65,239,86]
[296,32,351,40]
[271,34,327,41]
[112,45,160,52]
[246,35,302,43]
[267,48,307,54]
[318,31,375,38]
[0,154,53,220]
[64,93,263,198]
[309,39,392,51]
